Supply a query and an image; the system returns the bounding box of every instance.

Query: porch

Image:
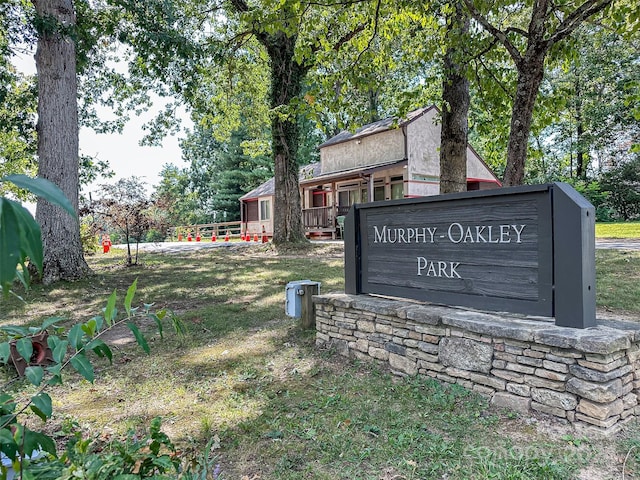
[302,205,350,238]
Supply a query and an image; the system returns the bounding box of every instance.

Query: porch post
[332,181,338,239]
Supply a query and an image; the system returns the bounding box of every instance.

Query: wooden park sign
[344,183,596,329]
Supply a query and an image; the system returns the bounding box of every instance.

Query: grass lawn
[597,250,640,314]
[2,243,640,479]
[596,222,640,239]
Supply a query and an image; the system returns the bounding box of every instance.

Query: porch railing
[302,205,352,231]
[337,205,351,216]
[302,206,333,229]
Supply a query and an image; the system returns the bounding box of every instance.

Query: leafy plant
[0,174,75,296]
[600,157,640,221]
[57,417,180,479]
[0,279,185,478]
[145,228,166,243]
[80,220,99,256]
[0,175,217,479]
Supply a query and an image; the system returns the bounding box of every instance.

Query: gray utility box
[285,280,321,318]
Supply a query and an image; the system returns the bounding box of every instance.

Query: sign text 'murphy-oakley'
[372,223,526,245]
[372,223,528,279]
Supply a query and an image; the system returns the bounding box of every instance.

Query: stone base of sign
[314,293,640,436]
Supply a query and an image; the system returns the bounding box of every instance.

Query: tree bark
[502,54,545,186]
[263,32,307,244]
[439,3,470,194]
[33,0,90,283]
[575,77,586,179]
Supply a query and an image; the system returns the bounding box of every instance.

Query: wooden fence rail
[168,221,246,241]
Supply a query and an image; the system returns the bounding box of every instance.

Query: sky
[11,50,191,196]
[79,106,191,194]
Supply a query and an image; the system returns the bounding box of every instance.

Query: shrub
[146,228,166,243]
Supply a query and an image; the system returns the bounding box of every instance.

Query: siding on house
[320,129,405,174]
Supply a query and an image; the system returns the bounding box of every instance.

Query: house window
[312,189,326,207]
[338,190,351,207]
[374,180,385,201]
[338,184,360,206]
[260,199,271,221]
[390,176,404,199]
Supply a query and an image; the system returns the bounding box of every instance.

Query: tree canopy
[1,0,638,258]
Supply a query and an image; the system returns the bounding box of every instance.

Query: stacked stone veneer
[314,293,640,435]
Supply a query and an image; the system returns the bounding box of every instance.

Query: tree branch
[462,0,523,64]
[549,0,611,46]
[227,29,255,51]
[528,0,551,42]
[467,37,499,61]
[505,26,529,38]
[474,56,511,97]
[227,0,271,46]
[350,0,382,68]
[333,23,367,52]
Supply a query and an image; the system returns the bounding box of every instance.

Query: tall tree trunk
[502,55,545,186]
[264,33,307,244]
[367,88,380,123]
[439,3,470,194]
[33,0,90,283]
[575,77,586,179]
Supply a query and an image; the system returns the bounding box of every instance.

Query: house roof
[300,159,407,187]
[240,162,322,201]
[318,106,436,149]
[239,177,274,201]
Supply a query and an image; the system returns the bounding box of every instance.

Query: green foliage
[307,2,443,135]
[56,417,180,479]
[534,27,640,181]
[156,123,273,225]
[81,219,99,256]
[145,228,166,242]
[153,164,205,226]
[600,157,640,221]
[0,195,41,295]
[0,175,76,295]
[0,280,187,479]
[40,417,222,480]
[0,67,37,197]
[563,178,613,222]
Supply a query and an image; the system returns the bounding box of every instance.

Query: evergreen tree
[180,122,272,222]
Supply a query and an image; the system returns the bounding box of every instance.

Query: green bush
[80,221,98,256]
[563,178,614,222]
[600,157,640,221]
[146,229,166,243]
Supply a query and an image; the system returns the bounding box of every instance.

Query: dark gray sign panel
[345,183,596,328]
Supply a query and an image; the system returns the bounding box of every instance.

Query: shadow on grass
[0,246,617,479]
